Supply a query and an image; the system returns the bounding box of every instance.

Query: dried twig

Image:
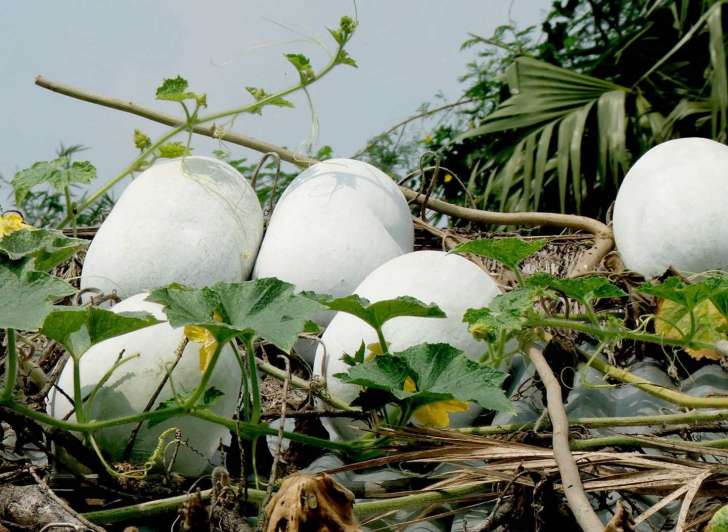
[527,346,603,532]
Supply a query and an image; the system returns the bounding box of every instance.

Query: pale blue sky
[0,1,549,208]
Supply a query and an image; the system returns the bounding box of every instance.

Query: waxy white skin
[81,156,264,298]
[253,159,414,360]
[50,293,241,477]
[613,137,728,277]
[312,250,501,440]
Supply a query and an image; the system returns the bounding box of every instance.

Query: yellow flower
[184,312,223,371]
[443,173,454,184]
[403,376,469,428]
[0,212,30,238]
[365,341,385,362]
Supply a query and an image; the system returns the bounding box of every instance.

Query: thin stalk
[570,434,728,451]
[460,409,728,435]
[375,326,388,355]
[72,356,85,423]
[580,350,728,409]
[191,409,355,453]
[83,480,488,525]
[63,186,77,237]
[532,316,716,352]
[246,336,261,425]
[1,329,17,401]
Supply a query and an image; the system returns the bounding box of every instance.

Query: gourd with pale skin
[613,137,728,278]
[313,250,502,440]
[50,293,241,477]
[81,156,264,299]
[253,158,414,362]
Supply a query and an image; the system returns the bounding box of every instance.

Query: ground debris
[263,473,360,532]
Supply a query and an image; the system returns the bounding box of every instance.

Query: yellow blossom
[443,173,454,183]
[403,376,469,428]
[365,341,385,362]
[0,212,30,238]
[184,312,223,371]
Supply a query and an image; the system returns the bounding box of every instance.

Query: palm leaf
[533,122,554,211]
[708,3,728,141]
[597,90,629,187]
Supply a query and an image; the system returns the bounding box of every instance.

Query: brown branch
[35,75,614,275]
[527,346,603,532]
[34,76,317,169]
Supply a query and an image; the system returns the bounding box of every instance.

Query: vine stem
[459,408,728,435]
[1,329,17,402]
[82,480,487,525]
[527,346,603,532]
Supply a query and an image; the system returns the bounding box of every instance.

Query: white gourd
[81,156,264,298]
[613,137,728,277]
[312,250,501,440]
[50,293,241,477]
[253,158,414,360]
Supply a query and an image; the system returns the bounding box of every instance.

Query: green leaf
[327,16,357,46]
[245,87,294,114]
[335,49,358,68]
[41,307,160,358]
[451,237,546,271]
[285,53,315,84]
[463,288,540,343]
[319,295,446,336]
[202,386,224,407]
[337,354,411,392]
[338,343,511,415]
[149,278,326,352]
[639,276,719,308]
[0,228,87,271]
[155,75,204,103]
[525,273,626,305]
[597,90,629,186]
[399,343,511,412]
[134,129,152,151]
[12,158,97,204]
[341,341,366,367]
[158,142,192,158]
[0,262,75,330]
[146,284,219,326]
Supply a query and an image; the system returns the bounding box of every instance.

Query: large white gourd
[253,159,414,360]
[613,137,728,277]
[81,156,264,298]
[50,293,241,477]
[313,250,501,440]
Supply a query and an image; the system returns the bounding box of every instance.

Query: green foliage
[0,262,75,330]
[155,75,206,107]
[0,228,87,272]
[245,87,294,115]
[133,129,152,151]
[13,156,96,205]
[337,343,511,416]
[41,307,159,358]
[148,278,325,352]
[463,287,540,344]
[157,142,192,158]
[525,273,626,305]
[451,237,546,271]
[318,294,446,338]
[285,53,315,84]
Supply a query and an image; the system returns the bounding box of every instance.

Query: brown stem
[527,346,603,532]
[35,75,614,274]
[34,76,317,169]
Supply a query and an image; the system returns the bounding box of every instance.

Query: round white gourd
[50,293,241,477]
[613,137,728,277]
[81,156,264,298]
[275,158,413,251]
[312,250,501,440]
[253,159,414,361]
